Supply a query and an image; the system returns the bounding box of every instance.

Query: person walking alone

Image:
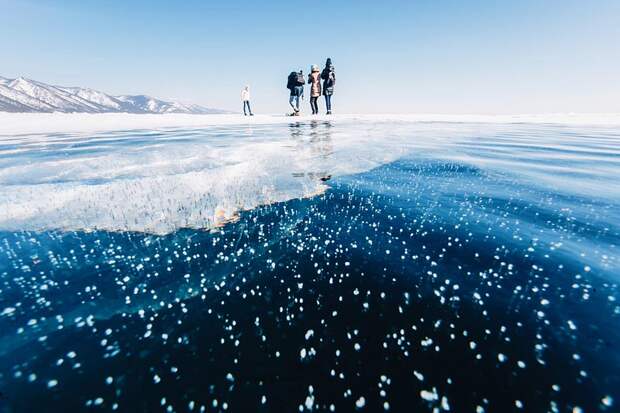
[321,58,336,114]
[241,85,253,116]
[308,65,322,115]
[287,70,305,116]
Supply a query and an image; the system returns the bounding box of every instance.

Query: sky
[1,0,619,114]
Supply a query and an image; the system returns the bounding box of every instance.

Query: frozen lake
[0,115,618,412]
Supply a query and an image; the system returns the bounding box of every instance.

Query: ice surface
[1,114,619,235]
[2,113,620,135]
[0,116,439,234]
[0,116,618,412]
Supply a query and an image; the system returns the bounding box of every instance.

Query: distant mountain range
[0,76,225,114]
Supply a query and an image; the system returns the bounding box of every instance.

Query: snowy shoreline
[1,112,620,136]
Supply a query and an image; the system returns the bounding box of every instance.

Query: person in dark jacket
[287,70,305,115]
[320,58,335,114]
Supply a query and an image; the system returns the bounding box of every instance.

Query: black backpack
[287,72,297,90]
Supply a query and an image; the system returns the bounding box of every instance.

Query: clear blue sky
[1,0,618,113]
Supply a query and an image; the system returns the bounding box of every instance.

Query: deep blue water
[0,120,619,412]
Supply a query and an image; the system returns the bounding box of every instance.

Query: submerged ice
[0,118,619,412]
[0,120,443,234]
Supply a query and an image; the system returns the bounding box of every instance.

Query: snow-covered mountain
[0,76,225,114]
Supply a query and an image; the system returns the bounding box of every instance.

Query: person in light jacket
[241,85,253,116]
[308,65,322,115]
[320,58,336,114]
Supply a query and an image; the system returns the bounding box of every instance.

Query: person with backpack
[321,58,336,114]
[241,85,253,116]
[308,64,322,115]
[287,70,305,116]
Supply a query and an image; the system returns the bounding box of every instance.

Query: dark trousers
[310,97,319,114]
[243,101,252,115]
[324,95,332,113]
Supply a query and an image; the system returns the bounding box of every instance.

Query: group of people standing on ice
[288,58,336,116]
[241,58,335,117]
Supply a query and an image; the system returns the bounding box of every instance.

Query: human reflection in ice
[244,124,254,137]
[289,120,334,182]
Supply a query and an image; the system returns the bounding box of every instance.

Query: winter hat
[311,64,319,72]
[325,58,332,66]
